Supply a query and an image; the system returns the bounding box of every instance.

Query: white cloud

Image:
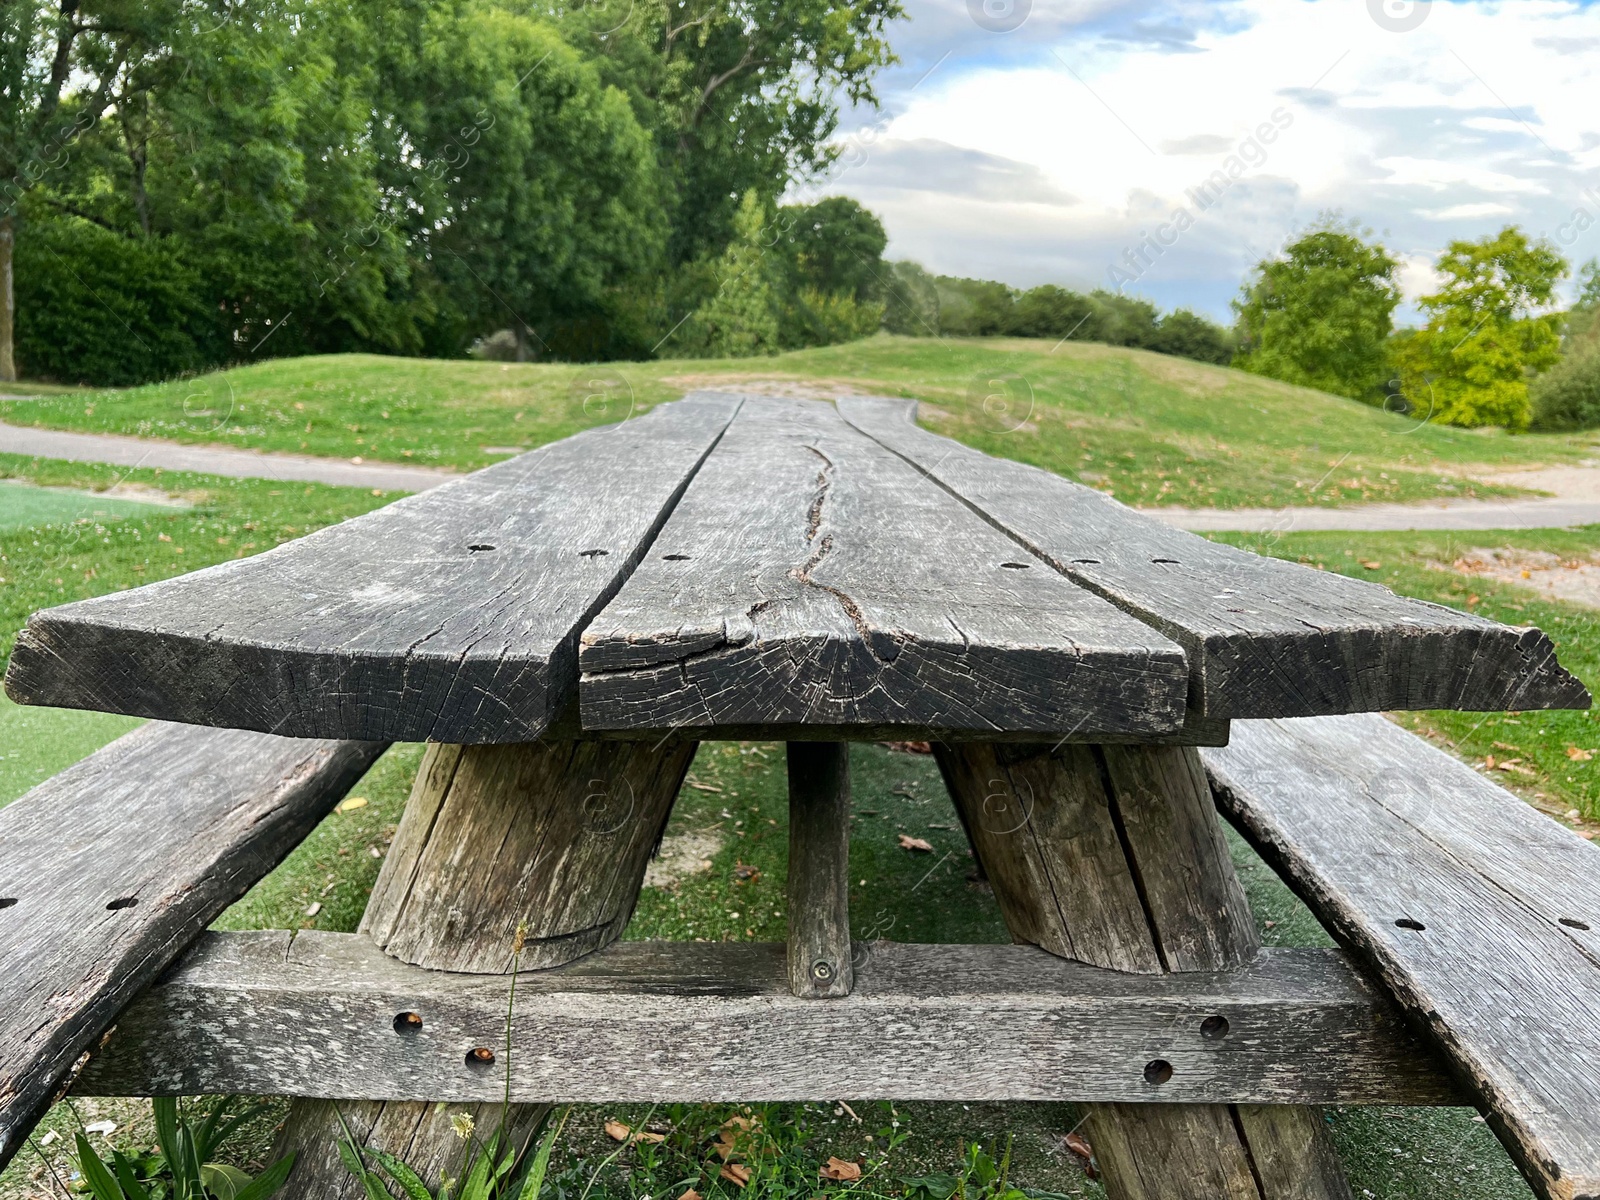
[819,0,1600,321]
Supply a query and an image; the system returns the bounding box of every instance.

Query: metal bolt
[812,960,834,981]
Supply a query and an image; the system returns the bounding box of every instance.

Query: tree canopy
[1396,226,1565,429]
[1232,223,1400,402]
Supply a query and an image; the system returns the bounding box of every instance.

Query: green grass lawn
[1,442,1587,1198]
[6,336,1595,509]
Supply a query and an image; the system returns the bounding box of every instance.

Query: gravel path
[0,422,461,492]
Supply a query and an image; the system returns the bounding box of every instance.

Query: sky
[791,0,1600,323]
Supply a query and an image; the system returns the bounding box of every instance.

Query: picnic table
[3,393,1597,1200]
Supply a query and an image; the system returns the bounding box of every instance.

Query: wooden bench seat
[1205,714,1600,1200]
[0,724,381,1172]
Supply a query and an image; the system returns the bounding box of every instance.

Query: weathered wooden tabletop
[5,393,1589,742]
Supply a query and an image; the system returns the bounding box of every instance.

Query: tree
[0,0,205,381]
[1397,226,1565,429]
[1233,223,1400,402]
[1150,309,1234,365]
[559,0,905,266]
[676,189,783,357]
[774,195,887,348]
[1011,285,1095,340]
[882,260,938,336]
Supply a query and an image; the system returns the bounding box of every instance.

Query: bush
[1531,345,1600,430]
[15,217,221,386]
[1150,308,1235,365]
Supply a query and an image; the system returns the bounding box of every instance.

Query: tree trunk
[0,214,15,383]
[514,323,529,363]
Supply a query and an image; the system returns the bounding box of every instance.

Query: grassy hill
[3,334,1595,509]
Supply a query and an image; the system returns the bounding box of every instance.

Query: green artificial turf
[5,336,1594,509]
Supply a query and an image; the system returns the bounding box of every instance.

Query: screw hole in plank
[1071,559,1101,565]
[1000,562,1031,570]
[106,897,138,911]
[1152,558,1180,565]
[466,1047,497,1071]
[1560,917,1591,931]
[1143,1060,1173,1085]
[0,898,16,910]
[579,548,608,557]
[466,544,495,553]
[663,554,690,561]
[394,1012,424,1035]
[1395,917,1426,932]
[1200,1015,1230,1040]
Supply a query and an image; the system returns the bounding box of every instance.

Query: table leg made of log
[936,741,1354,1200]
[273,737,697,1198]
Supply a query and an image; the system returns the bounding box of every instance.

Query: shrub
[15,217,222,387]
[1531,344,1600,430]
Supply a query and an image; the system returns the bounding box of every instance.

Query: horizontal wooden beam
[77,932,1462,1108]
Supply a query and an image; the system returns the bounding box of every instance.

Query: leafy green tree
[0,0,205,380]
[677,190,783,356]
[367,1,664,360]
[1011,285,1095,340]
[1085,290,1160,348]
[560,0,905,267]
[1150,309,1234,365]
[1397,226,1565,429]
[1233,224,1400,401]
[773,195,887,347]
[935,276,1015,336]
[883,260,939,336]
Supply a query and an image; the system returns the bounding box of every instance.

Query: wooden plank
[4,395,743,744]
[580,397,1190,736]
[74,931,1460,1107]
[0,725,382,1172]
[839,397,1590,719]
[1205,714,1600,1200]
[785,743,852,997]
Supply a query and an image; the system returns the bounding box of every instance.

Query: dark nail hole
[106,896,138,911]
[1200,1015,1230,1040]
[1560,917,1591,931]
[0,898,16,909]
[1000,562,1031,570]
[1071,558,1101,565]
[1143,1059,1173,1085]
[466,543,495,553]
[1395,917,1426,931]
[663,554,691,561]
[394,1012,424,1035]
[579,548,608,557]
[1152,558,1180,565]
[465,1047,496,1071]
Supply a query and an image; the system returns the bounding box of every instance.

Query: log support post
[785,742,852,997]
[936,741,1353,1200]
[273,737,697,1198]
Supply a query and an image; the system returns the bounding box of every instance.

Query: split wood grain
[785,743,852,996]
[1207,714,1600,1200]
[4,395,742,743]
[939,741,1351,1200]
[73,931,1459,1107]
[363,739,697,973]
[839,396,1589,719]
[0,724,382,1172]
[580,396,1190,736]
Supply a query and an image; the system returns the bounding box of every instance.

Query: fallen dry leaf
[884,740,932,754]
[1064,1132,1098,1180]
[720,1164,751,1188]
[819,1157,862,1182]
[679,1191,703,1200]
[733,862,761,882]
[604,1120,664,1145]
[897,834,934,852]
[685,778,723,793]
[1567,746,1594,762]
[337,796,369,813]
[714,1115,756,1161]
[1360,561,1381,570]
[304,902,322,918]
[1483,755,1497,770]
